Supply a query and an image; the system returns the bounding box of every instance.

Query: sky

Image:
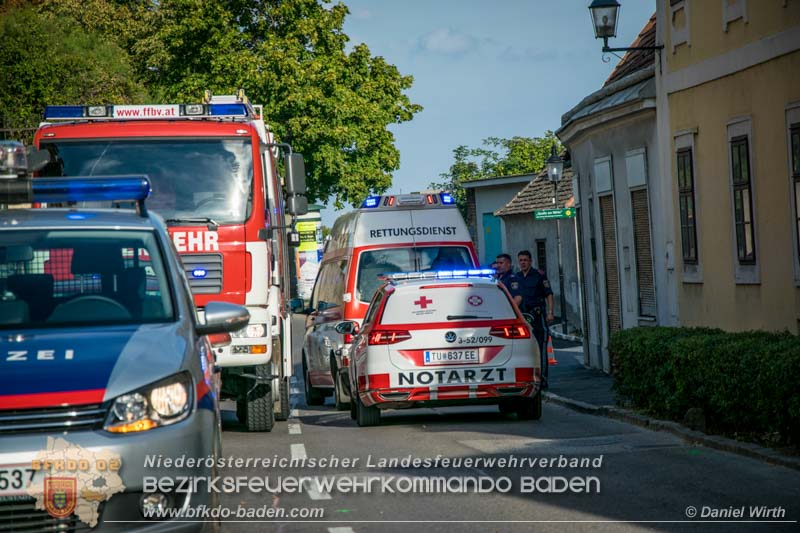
[320,0,655,226]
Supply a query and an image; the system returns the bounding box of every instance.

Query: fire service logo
[44,478,77,518]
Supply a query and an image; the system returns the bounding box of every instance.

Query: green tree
[429,133,561,218]
[0,6,148,142]
[31,0,422,207]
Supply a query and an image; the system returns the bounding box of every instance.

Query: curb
[549,329,583,343]
[543,391,800,472]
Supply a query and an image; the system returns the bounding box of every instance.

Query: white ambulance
[339,270,542,426]
[297,193,478,408]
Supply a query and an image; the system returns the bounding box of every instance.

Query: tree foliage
[1,0,421,206]
[0,5,148,143]
[429,132,561,218]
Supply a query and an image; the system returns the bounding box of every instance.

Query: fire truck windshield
[39,139,254,224]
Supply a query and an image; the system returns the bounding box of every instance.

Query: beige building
[656,1,800,332]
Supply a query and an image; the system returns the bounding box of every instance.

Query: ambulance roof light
[382,269,495,282]
[440,192,456,205]
[361,196,381,208]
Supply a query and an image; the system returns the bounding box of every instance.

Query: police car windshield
[39,139,253,224]
[356,246,473,302]
[0,230,174,329]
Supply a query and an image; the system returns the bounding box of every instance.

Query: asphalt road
[215,317,800,532]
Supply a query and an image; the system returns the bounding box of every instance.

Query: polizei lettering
[5,349,75,361]
[369,226,457,239]
[398,368,507,386]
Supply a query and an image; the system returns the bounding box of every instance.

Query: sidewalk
[543,338,800,471]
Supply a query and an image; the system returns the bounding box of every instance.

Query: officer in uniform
[494,253,521,303]
[515,250,554,387]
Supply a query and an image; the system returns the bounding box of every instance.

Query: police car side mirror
[335,321,358,335]
[197,301,250,335]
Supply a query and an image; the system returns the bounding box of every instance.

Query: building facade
[656,0,800,332]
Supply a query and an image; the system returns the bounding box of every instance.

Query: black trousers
[527,307,548,383]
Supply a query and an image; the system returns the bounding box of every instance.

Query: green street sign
[533,208,576,220]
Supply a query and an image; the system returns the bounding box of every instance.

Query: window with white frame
[727,118,759,283]
[677,147,698,264]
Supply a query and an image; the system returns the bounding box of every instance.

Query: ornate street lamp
[544,144,568,337]
[546,145,564,183]
[589,0,663,54]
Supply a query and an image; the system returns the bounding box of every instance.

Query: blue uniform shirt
[497,270,521,300]
[515,268,553,313]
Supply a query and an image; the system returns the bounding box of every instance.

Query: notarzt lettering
[369,226,458,239]
[398,367,507,386]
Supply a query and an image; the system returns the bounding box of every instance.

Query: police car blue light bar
[383,269,495,281]
[32,177,150,203]
[361,196,381,208]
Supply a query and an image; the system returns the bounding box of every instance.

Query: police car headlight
[105,373,192,433]
[231,323,266,338]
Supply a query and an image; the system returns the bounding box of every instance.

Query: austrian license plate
[0,463,38,499]
[423,349,478,365]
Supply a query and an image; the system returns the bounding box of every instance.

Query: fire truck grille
[181,253,223,294]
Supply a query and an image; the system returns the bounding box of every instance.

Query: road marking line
[303,478,332,500]
[288,423,302,435]
[290,443,307,460]
[290,408,300,418]
[328,528,354,533]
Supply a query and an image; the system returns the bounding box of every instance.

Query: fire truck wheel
[243,365,275,432]
[516,392,542,421]
[303,357,325,406]
[275,376,290,421]
[355,396,380,427]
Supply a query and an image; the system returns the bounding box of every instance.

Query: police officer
[494,253,521,304]
[516,250,554,387]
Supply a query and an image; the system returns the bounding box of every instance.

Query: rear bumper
[360,380,541,409]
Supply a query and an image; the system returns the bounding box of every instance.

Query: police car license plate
[0,464,38,499]
[424,349,478,365]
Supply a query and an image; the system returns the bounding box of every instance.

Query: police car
[0,170,248,530]
[338,270,542,427]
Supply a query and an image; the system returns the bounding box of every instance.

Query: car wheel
[349,394,357,420]
[275,376,290,421]
[332,363,350,411]
[356,395,380,427]
[303,357,325,406]
[498,401,515,415]
[244,364,275,432]
[516,392,542,421]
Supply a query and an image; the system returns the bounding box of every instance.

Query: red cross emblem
[414,296,433,309]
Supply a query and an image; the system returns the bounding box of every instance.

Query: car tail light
[369,329,411,345]
[489,324,530,339]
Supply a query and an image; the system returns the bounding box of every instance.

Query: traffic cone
[546,335,558,366]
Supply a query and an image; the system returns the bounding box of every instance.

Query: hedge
[609,327,800,446]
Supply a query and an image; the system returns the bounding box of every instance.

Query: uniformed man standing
[516,250,554,387]
[494,253,521,304]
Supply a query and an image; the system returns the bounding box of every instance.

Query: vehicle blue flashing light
[43,106,85,120]
[192,268,208,278]
[361,196,381,208]
[31,177,151,204]
[440,192,456,205]
[384,269,495,281]
[65,213,96,221]
[208,103,248,117]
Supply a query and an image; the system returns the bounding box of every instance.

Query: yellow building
[656,0,800,332]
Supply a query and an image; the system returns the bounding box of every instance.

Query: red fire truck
[33,91,307,431]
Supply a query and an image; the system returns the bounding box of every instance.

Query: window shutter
[631,189,656,317]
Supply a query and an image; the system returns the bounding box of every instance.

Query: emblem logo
[414,296,433,309]
[467,295,483,306]
[44,477,77,519]
[445,331,457,343]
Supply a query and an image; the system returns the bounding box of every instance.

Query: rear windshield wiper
[165,217,219,230]
[446,315,487,320]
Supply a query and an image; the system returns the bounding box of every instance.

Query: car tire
[498,401,515,415]
[244,365,275,432]
[303,357,325,406]
[275,376,290,421]
[349,394,357,420]
[333,364,350,411]
[516,392,542,421]
[355,395,380,427]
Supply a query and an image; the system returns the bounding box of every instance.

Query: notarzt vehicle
[0,174,248,531]
[297,192,478,410]
[338,270,542,427]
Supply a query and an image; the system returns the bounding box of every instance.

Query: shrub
[609,327,800,445]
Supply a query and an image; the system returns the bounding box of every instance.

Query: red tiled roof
[604,13,656,87]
